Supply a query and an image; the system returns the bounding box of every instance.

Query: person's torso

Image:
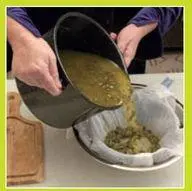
[26,7,142,35]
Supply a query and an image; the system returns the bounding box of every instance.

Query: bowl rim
[72,83,183,172]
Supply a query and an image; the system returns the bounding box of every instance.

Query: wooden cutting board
[7,92,44,185]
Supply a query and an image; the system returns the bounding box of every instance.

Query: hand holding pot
[7,17,62,96]
[111,22,158,67]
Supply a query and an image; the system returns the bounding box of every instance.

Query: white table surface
[7,73,184,188]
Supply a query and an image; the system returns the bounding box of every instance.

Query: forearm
[7,7,41,39]
[129,22,158,40]
[7,16,38,50]
[7,15,61,95]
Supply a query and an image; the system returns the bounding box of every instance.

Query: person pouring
[7,7,182,96]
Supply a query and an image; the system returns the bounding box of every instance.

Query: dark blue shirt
[7,7,182,71]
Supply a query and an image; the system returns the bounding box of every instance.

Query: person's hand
[12,37,62,96]
[8,17,62,96]
[110,23,157,67]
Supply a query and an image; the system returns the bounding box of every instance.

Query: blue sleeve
[128,7,182,60]
[7,7,41,37]
[129,7,183,36]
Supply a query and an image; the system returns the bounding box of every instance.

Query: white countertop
[7,73,184,188]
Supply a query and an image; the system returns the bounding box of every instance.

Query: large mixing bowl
[72,84,183,172]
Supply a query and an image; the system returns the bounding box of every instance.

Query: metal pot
[16,12,127,129]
